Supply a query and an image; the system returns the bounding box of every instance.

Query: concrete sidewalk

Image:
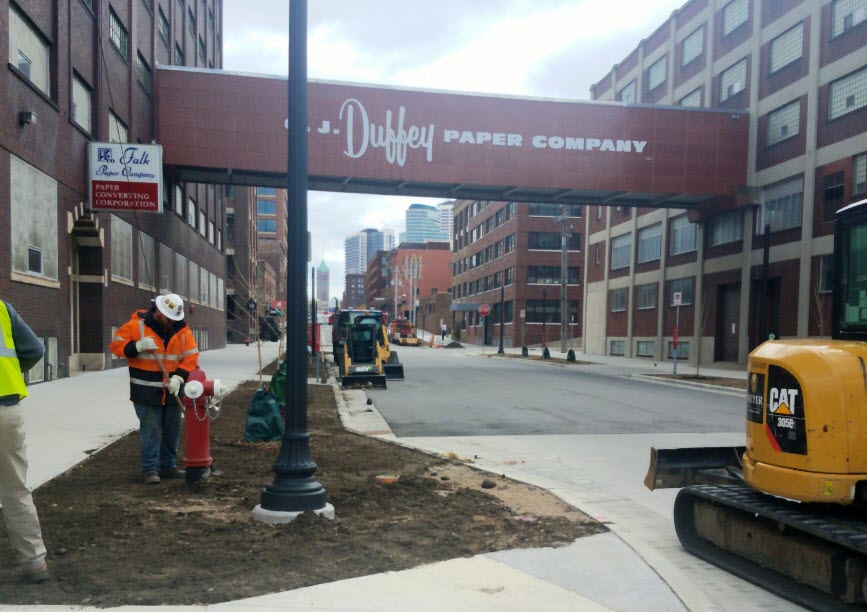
[1,340,689,611]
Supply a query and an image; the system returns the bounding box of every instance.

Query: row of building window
[454,234,515,274]
[109,214,224,308]
[610,277,694,313]
[172,184,222,249]
[610,339,689,359]
[461,202,517,248]
[454,268,515,298]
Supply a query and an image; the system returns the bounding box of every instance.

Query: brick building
[586,0,867,364]
[255,186,287,309]
[225,185,256,343]
[418,291,452,339]
[451,201,583,348]
[364,250,389,312]
[342,273,365,309]
[386,241,452,323]
[2,0,225,380]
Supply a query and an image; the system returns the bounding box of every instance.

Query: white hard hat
[155,293,185,321]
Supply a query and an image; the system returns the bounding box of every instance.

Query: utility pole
[554,208,573,353]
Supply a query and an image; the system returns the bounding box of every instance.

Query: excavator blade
[384,363,405,380]
[341,374,387,389]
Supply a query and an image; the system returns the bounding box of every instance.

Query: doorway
[69,218,105,373]
[715,283,740,362]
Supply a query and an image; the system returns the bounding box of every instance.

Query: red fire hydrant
[182,366,224,486]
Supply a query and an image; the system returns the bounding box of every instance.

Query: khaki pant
[0,405,46,566]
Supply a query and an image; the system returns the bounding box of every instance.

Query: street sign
[478,303,491,317]
[520,309,525,319]
[673,291,683,306]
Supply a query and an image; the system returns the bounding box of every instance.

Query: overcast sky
[221,0,684,301]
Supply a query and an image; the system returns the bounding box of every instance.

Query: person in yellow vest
[0,299,50,583]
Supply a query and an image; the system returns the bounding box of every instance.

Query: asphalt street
[369,347,745,437]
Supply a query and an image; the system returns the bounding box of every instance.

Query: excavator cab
[645,198,867,607]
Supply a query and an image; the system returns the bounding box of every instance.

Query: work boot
[158,466,186,479]
[143,472,160,485]
[22,560,50,584]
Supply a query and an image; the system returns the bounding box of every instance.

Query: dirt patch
[647,374,746,390]
[0,368,605,607]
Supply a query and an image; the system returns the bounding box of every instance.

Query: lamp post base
[252,502,335,525]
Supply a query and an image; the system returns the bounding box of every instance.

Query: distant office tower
[345,228,395,274]
[344,231,368,275]
[316,260,330,304]
[438,201,454,244]
[406,203,448,242]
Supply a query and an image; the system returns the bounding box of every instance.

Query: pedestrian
[0,299,50,583]
[110,293,198,484]
[440,322,447,342]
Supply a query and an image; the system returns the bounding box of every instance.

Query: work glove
[135,336,158,352]
[166,375,184,396]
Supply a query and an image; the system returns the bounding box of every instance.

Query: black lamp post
[497,284,505,354]
[541,288,550,359]
[310,267,317,356]
[256,0,328,520]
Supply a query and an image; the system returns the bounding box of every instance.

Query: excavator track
[675,485,867,611]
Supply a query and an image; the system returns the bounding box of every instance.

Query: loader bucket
[384,363,405,380]
[342,374,388,389]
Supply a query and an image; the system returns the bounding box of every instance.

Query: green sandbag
[244,388,283,442]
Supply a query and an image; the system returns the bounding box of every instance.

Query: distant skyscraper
[437,201,454,244]
[316,260,330,304]
[405,203,447,242]
[346,228,395,274]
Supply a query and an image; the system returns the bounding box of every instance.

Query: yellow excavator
[646,197,867,609]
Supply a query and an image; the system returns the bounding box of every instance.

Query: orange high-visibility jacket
[110,308,199,406]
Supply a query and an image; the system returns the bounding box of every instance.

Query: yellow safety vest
[0,301,29,400]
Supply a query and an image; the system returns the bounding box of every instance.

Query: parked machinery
[333,309,405,387]
[389,318,421,346]
[645,198,867,609]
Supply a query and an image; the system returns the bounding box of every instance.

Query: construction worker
[0,299,50,583]
[110,294,198,484]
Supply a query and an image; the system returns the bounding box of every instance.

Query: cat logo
[769,387,799,415]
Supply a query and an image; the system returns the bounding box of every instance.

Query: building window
[528,203,582,217]
[208,221,215,244]
[767,100,800,145]
[637,223,662,263]
[823,172,846,222]
[855,153,867,195]
[668,341,690,359]
[722,0,749,36]
[681,27,703,67]
[819,254,834,293]
[719,58,747,102]
[670,216,697,255]
[525,300,577,323]
[829,65,867,121]
[594,242,601,264]
[175,44,184,66]
[505,234,515,253]
[679,88,702,107]
[9,5,50,95]
[709,210,743,246]
[646,56,666,92]
[10,155,59,281]
[832,0,867,37]
[174,184,184,216]
[111,216,133,282]
[187,197,196,227]
[137,231,156,289]
[108,111,128,143]
[596,206,602,220]
[528,232,580,250]
[619,79,636,103]
[198,35,206,64]
[257,199,276,215]
[208,6,215,30]
[136,53,152,94]
[610,340,625,356]
[109,8,130,60]
[159,242,173,292]
[188,7,196,35]
[611,233,632,270]
[258,219,277,232]
[505,268,514,286]
[637,284,657,309]
[759,176,803,233]
[71,74,92,133]
[174,253,186,298]
[670,277,694,305]
[158,7,170,45]
[527,266,580,284]
[610,288,628,312]
[770,23,803,74]
[636,340,655,357]
[188,262,199,303]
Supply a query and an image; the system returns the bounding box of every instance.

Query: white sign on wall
[88,143,163,213]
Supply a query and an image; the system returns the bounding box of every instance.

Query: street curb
[628,374,745,397]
